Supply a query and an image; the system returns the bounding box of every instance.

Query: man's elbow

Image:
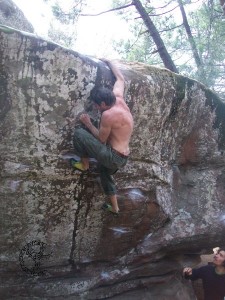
[99,137,107,144]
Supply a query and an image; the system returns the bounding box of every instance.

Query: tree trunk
[177,0,206,83]
[220,0,225,14]
[132,0,179,73]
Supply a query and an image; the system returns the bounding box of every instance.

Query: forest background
[13,0,225,98]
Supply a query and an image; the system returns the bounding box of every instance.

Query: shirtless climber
[70,59,133,215]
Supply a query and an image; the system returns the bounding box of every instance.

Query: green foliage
[48,24,74,48]
[46,0,86,48]
[112,0,225,96]
[43,0,225,96]
[51,1,83,24]
[187,1,225,94]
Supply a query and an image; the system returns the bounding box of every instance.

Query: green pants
[73,128,128,196]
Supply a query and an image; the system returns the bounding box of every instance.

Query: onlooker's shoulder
[199,264,214,271]
[193,264,213,275]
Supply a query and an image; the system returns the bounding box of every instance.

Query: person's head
[90,86,116,111]
[213,248,225,267]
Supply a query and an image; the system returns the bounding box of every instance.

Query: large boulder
[0,26,225,299]
[0,0,34,32]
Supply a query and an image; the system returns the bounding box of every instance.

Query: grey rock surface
[0,0,34,32]
[0,27,225,299]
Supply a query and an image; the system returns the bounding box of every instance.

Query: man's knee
[73,128,86,153]
[73,127,85,139]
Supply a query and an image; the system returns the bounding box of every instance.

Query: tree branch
[150,0,174,10]
[148,4,180,17]
[140,23,183,35]
[80,3,134,17]
[135,4,179,20]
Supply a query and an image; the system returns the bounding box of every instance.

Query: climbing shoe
[101,203,119,216]
[70,158,87,172]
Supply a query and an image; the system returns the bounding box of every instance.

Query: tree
[177,0,207,83]
[41,0,225,96]
[132,0,178,73]
[45,0,87,48]
[110,0,225,96]
[187,0,225,95]
[220,0,225,14]
[81,0,179,72]
[48,24,74,48]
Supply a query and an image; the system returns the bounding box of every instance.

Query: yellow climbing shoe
[70,158,86,172]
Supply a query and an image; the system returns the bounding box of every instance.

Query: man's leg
[73,128,112,169]
[80,157,89,170]
[109,195,119,213]
[99,165,119,213]
[72,128,98,170]
[73,128,126,213]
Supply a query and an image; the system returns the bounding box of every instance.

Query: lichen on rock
[0,27,225,299]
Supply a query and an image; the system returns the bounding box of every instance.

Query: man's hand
[79,113,100,140]
[79,114,92,127]
[183,267,192,276]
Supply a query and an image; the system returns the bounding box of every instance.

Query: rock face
[0,27,225,299]
[0,0,34,32]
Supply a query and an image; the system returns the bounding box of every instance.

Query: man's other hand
[79,114,92,127]
[183,267,193,276]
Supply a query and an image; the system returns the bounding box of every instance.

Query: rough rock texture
[0,27,225,299]
[0,0,34,32]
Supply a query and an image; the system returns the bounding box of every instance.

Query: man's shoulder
[101,109,115,125]
[194,264,216,278]
[192,265,211,275]
[196,265,213,271]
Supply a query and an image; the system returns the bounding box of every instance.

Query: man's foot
[70,158,87,172]
[101,203,119,216]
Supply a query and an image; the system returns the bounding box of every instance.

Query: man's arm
[98,114,112,143]
[79,114,99,139]
[102,59,125,99]
[183,266,204,281]
[79,113,111,144]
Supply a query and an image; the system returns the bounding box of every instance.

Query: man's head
[90,86,116,111]
[213,248,225,267]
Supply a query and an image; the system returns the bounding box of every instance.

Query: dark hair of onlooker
[214,248,225,267]
[90,86,116,106]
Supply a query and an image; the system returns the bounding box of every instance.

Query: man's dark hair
[90,86,116,106]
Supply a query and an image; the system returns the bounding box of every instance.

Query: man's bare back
[101,96,133,155]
